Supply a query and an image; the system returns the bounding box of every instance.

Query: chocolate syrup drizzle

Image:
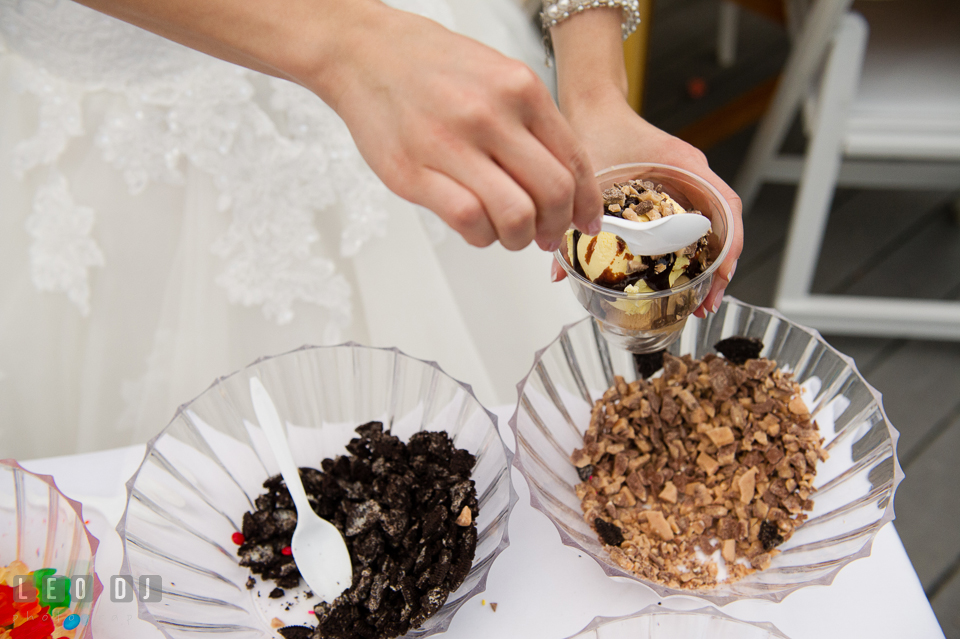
[603,252,676,292]
[571,230,587,278]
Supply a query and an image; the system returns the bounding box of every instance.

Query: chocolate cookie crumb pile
[238,421,478,639]
[571,338,827,589]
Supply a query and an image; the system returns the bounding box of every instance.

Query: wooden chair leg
[775,12,869,303]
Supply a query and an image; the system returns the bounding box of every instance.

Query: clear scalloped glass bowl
[118,343,516,639]
[1,460,103,638]
[564,605,791,639]
[510,297,902,605]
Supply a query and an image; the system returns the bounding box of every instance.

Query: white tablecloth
[20,406,945,639]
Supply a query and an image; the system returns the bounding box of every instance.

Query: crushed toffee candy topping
[570,340,827,590]
[602,180,701,223]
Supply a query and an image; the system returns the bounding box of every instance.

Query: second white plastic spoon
[249,376,352,603]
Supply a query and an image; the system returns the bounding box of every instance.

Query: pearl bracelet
[540,0,642,58]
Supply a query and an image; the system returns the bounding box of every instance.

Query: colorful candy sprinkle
[1,561,81,639]
[281,546,292,556]
[231,532,245,545]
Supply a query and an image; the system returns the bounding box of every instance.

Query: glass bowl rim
[116,341,519,638]
[555,162,734,300]
[508,296,904,604]
[565,603,792,639]
[0,459,106,618]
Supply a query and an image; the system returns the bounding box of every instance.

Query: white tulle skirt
[0,0,585,460]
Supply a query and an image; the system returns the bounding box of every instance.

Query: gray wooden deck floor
[643,1,960,634]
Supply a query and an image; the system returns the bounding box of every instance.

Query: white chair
[734,0,960,339]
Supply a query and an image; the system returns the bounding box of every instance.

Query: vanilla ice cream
[564,179,713,295]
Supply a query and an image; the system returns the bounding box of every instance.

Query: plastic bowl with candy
[1,460,102,639]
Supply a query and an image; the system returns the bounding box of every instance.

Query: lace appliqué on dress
[90,61,354,327]
[25,170,105,315]
[11,63,88,178]
[2,0,457,329]
[3,37,354,329]
[8,57,103,315]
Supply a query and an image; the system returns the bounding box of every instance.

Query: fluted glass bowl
[1,460,102,638]
[565,604,790,639]
[118,343,516,639]
[510,297,902,605]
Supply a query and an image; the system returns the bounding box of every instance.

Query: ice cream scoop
[600,213,712,256]
[564,226,706,293]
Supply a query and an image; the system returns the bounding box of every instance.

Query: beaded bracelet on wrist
[540,0,642,61]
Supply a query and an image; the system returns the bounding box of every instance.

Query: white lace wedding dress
[0,0,585,460]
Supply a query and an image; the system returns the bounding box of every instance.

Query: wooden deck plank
[726,252,779,308]
[894,411,960,590]
[864,341,960,464]
[841,203,960,300]
[811,190,955,296]
[819,335,896,375]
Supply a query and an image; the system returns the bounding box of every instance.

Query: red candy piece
[0,584,14,626]
[10,610,54,639]
[281,546,292,556]
[231,532,245,545]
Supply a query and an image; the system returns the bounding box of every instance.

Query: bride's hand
[566,93,744,317]
[305,2,603,251]
[548,7,742,316]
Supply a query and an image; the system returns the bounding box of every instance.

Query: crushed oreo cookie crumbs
[633,350,666,380]
[714,336,764,365]
[238,421,478,639]
[576,464,594,482]
[278,627,313,639]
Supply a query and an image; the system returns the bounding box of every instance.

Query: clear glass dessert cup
[556,163,734,354]
[1,460,103,638]
[509,297,902,605]
[117,343,516,639]
[564,604,791,639]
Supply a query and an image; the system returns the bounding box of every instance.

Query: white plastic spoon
[249,376,353,602]
[600,213,712,256]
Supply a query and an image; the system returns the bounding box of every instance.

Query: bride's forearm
[71,0,605,250]
[69,0,384,106]
[550,7,630,120]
